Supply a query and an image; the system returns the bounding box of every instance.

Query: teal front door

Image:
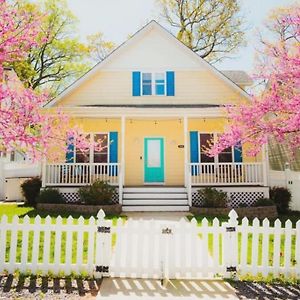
[144,138,164,183]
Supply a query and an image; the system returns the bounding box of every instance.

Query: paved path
[97,278,238,299]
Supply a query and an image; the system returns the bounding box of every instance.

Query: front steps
[122,187,189,212]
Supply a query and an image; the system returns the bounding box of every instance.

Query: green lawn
[0,204,126,266]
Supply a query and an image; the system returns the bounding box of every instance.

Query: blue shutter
[190,131,199,175]
[234,142,243,163]
[132,72,141,96]
[109,132,118,176]
[166,71,175,96]
[66,136,74,163]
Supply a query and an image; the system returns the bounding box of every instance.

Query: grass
[0,203,126,266]
[188,212,300,269]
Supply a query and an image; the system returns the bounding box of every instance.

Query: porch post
[183,116,188,187]
[41,157,47,188]
[262,144,269,187]
[119,116,126,204]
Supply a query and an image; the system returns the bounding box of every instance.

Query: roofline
[45,20,251,107]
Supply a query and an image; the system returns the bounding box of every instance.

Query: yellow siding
[58,71,244,107]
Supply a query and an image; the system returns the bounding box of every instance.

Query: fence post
[95,209,112,279]
[118,164,123,205]
[223,209,238,279]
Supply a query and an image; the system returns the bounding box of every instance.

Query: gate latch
[98,226,111,233]
[226,266,237,272]
[95,265,109,273]
[226,227,236,232]
[162,227,172,234]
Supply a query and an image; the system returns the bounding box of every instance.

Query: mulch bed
[231,281,300,300]
[0,274,102,299]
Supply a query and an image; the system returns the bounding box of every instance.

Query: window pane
[94,153,108,163]
[199,133,214,163]
[218,147,233,163]
[76,134,90,163]
[142,73,152,95]
[94,134,108,163]
[155,73,165,95]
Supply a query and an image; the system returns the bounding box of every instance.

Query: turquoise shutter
[132,71,141,96]
[190,131,199,175]
[109,132,118,176]
[234,142,243,163]
[66,136,74,163]
[166,71,175,96]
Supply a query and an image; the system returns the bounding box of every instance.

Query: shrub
[20,177,42,206]
[238,203,249,208]
[37,188,64,204]
[79,180,116,205]
[254,198,275,207]
[197,187,228,208]
[270,187,291,214]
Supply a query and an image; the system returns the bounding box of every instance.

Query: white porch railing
[189,162,265,186]
[44,163,120,186]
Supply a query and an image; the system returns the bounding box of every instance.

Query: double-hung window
[75,133,109,163]
[142,72,166,96]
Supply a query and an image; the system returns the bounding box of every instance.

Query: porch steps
[122,187,189,212]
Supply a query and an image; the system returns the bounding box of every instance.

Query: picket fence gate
[0,210,299,280]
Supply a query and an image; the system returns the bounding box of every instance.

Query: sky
[66,0,298,72]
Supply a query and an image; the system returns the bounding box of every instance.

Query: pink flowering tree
[0,0,94,161]
[208,9,300,157]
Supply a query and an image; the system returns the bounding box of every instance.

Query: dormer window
[132,71,175,97]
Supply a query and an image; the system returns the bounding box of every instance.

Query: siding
[59,70,243,107]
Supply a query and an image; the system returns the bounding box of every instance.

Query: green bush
[197,187,228,208]
[270,187,291,214]
[37,188,64,204]
[254,198,275,207]
[79,180,116,205]
[238,203,249,208]
[20,177,42,206]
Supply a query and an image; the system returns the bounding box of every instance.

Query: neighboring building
[43,21,269,211]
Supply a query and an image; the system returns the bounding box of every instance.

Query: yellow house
[43,21,269,211]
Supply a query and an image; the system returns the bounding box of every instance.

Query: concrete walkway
[97,278,238,299]
[125,211,193,222]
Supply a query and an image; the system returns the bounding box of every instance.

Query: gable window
[155,73,165,95]
[142,73,152,95]
[75,133,109,163]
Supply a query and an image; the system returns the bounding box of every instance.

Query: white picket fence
[0,210,299,279]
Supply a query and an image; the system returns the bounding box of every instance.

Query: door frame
[143,137,165,185]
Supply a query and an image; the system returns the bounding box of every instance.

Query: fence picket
[283,220,292,275]
[76,216,84,273]
[53,216,62,274]
[273,219,282,276]
[8,216,19,273]
[240,217,249,275]
[251,218,260,276]
[31,215,41,273]
[42,216,52,274]
[20,215,30,273]
[65,216,73,274]
[295,221,300,278]
[0,215,8,272]
[261,218,270,277]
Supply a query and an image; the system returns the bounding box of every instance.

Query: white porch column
[119,116,126,204]
[183,116,188,187]
[183,116,192,206]
[41,157,47,188]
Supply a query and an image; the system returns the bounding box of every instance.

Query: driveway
[97,278,239,299]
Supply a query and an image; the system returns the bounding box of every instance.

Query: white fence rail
[43,163,120,186]
[189,162,264,186]
[0,210,299,279]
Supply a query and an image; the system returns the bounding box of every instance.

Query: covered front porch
[42,110,269,207]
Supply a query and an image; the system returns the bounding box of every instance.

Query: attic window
[142,72,166,96]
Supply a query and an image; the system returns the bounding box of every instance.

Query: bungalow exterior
[43,21,269,211]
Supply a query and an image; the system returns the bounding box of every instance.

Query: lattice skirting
[192,187,269,208]
[57,188,119,204]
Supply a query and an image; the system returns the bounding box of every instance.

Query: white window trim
[198,132,235,163]
[74,132,110,164]
[141,72,166,96]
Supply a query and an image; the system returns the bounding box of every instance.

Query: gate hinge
[226,266,237,272]
[162,228,172,234]
[97,226,111,233]
[95,265,109,273]
[226,227,236,232]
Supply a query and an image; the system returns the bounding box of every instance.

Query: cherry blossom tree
[0,0,92,161]
[209,8,300,157]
